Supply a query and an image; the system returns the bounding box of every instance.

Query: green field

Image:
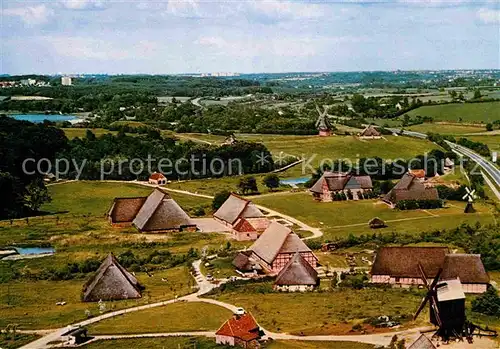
[252,192,495,240]
[210,284,427,335]
[463,135,500,152]
[0,181,237,329]
[89,302,232,334]
[406,101,500,123]
[81,337,374,349]
[0,267,194,329]
[406,123,487,135]
[62,128,118,139]
[43,181,211,216]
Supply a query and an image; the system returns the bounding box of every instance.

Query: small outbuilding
[216,312,261,348]
[358,125,381,139]
[369,217,386,229]
[148,172,167,185]
[82,253,143,302]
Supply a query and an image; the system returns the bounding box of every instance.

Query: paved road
[446,141,500,188]
[387,128,428,139]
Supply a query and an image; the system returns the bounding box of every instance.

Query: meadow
[406,123,487,135]
[0,181,236,330]
[209,283,428,335]
[89,302,232,334]
[406,101,500,124]
[81,337,375,349]
[62,128,118,139]
[252,192,495,240]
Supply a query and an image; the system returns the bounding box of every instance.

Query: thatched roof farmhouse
[82,254,142,302]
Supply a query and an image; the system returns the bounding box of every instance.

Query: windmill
[413,263,497,343]
[413,264,467,342]
[462,187,476,213]
[315,105,333,137]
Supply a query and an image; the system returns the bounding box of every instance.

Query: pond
[15,247,55,255]
[8,114,80,123]
[281,177,310,187]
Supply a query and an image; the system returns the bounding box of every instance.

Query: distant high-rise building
[61,76,72,86]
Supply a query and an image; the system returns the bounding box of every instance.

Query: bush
[395,199,443,210]
[212,190,231,210]
[471,287,500,316]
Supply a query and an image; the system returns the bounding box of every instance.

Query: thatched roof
[275,252,318,286]
[232,251,261,272]
[82,254,142,302]
[383,173,439,204]
[441,254,490,284]
[408,334,436,349]
[132,188,195,232]
[359,125,381,137]
[108,197,147,223]
[249,222,313,265]
[310,172,372,194]
[371,246,449,278]
[213,193,264,225]
[369,217,386,228]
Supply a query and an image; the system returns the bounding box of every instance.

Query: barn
[234,222,318,274]
[82,254,142,302]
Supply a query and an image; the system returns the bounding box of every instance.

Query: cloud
[3,4,54,25]
[194,35,370,58]
[60,0,107,10]
[250,0,324,20]
[477,8,500,24]
[44,36,131,60]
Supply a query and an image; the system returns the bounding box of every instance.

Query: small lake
[9,114,78,123]
[281,177,310,187]
[15,247,55,255]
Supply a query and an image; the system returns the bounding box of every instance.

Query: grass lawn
[167,174,291,196]
[0,267,194,330]
[61,128,119,139]
[406,123,487,135]
[406,101,500,124]
[174,133,440,177]
[201,256,239,279]
[89,301,231,335]
[82,337,223,349]
[82,337,375,349]
[462,135,500,153]
[43,181,212,217]
[267,341,375,349]
[209,284,428,335]
[0,181,241,330]
[0,334,39,349]
[252,192,495,240]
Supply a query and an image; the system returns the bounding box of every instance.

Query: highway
[445,141,500,189]
[387,128,500,197]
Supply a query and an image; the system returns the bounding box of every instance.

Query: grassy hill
[406,101,500,123]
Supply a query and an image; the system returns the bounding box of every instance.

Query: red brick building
[215,313,261,348]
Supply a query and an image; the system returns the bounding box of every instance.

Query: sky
[1,0,499,74]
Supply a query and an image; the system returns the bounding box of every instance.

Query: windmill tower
[462,187,476,213]
[315,105,333,137]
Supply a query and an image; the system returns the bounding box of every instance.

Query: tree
[237,176,258,195]
[212,190,230,210]
[262,174,280,191]
[473,89,482,99]
[472,287,500,316]
[24,179,51,212]
[486,123,493,132]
